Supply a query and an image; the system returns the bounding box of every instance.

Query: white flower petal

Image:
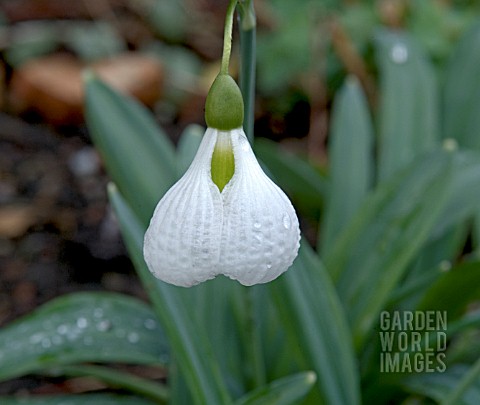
[143,128,223,287]
[219,129,300,286]
[144,127,300,287]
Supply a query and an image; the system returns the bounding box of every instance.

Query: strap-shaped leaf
[0,292,168,382]
[320,77,373,253]
[325,150,453,349]
[432,151,480,237]
[417,262,480,321]
[271,242,360,405]
[234,372,316,405]
[108,184,232,405]
[84,74,177,224]
[375,29,439,181]
[443,21,480,149]
[0,394,156,405]
[404,364,480,405]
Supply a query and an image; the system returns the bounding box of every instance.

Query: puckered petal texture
[143,128,223,287]
[220,129,300,285]
[143,127,300,287]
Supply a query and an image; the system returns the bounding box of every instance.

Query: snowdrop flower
[143,74,300,287]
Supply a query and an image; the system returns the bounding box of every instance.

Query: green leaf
[84,74,176,224]
[189,278,246,393]
[325,150,453,349]
[254,138,327,218]
[417,262,480,320]
[176,124,204,177]
[145,0,187,42]
[448,311,480,337]
[442,359,480,405]
[319,77,373,253]
[256,6,310,95]
[45,364,168,403]
[443,21,480,149]
[65,22,126,61]
[0,292,168,383]
[238,6,256,142]
[474,210,480,257]
[399,150,480,305]
[4,21,59,67]
[403,365,480,405]
[0,394,156,405]
[235,372,316,405]
[375,29,439,181]
[393,225,467,309]
[432,151,480,237]
[108,184,232,405]
[271,242,360,405]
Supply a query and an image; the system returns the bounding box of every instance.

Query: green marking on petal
[211,132,235,192]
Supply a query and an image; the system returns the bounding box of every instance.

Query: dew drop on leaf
[57,324,69,335]
[76,317,88,329]
[390,44,408,64]
[144,319,157,330]
[41,339,52,349]
[96,320,112,332]
[128,332,140,343]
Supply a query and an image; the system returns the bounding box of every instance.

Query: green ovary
[211,132,235,192]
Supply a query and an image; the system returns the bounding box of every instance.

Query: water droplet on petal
[253,222,261,229]
[128,332,140,343]
[266,263,272,269]
[282,213,291,229]
[57,325,68,335]
[390,44,408,64]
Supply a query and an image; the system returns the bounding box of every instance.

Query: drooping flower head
[144,0,300,287]
[143,73,300,287]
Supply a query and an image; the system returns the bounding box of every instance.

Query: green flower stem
[238,0,257,142]
[238,0,263,388]
[221,0,239,75]
[45,364,169,403]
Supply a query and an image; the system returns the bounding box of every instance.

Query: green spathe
[205,74,244,130]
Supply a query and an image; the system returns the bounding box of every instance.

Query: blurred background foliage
[1,0,480,404]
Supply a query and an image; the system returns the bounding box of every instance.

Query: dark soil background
[0,112,144,326]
